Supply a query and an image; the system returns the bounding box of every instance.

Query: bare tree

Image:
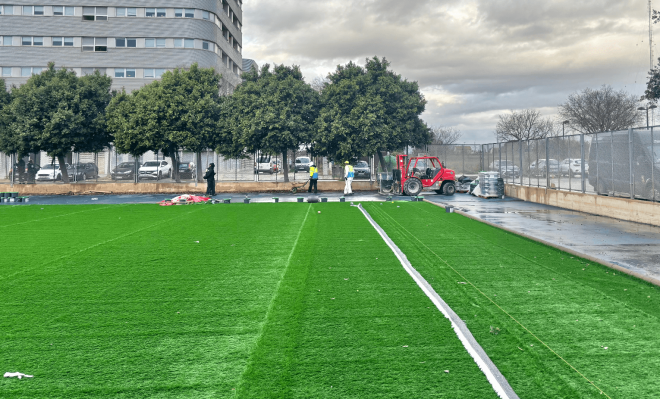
[495,109,555,142]
[311,76,329,93]
[431,126,462,144]
[558,85,641,134]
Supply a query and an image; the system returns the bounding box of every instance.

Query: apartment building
[0,1,244,92]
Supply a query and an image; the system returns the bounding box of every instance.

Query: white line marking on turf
[356,204,519,399]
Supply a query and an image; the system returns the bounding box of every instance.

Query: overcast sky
[243,0,655,144]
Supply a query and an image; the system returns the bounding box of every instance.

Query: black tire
[291,187,298,194]
[597,180,609,196]
[158,172,162,179]
[443,182,456,196]
[403,178,423,196]
[82,173,87,181]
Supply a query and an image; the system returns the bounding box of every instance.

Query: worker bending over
[344,161,354,195]
[308,163,318,193]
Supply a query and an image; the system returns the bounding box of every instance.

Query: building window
[21,67,42,76]
[145,38,166,48]
[185,9,194,18]
[144,69,166,78]
[2,67,12,77]
[53,6,75,16]
[116,8,136,17]
[83,7,107,21]
[52,37,74,47]
[115,38,137,48]
[115,68,136,78]
[2,36,12,46]
[82,37,107,52]
[1,5,13,15]
[202,41,212,51]
[202,11,210,20]
[22,37,32,46]
[174,38,195,48]
[82,67,105,76]
[157,8,166,17]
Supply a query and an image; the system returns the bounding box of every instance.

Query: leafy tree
[0,79,14,154]
[559,85,641,134]
[313,57,431,171]
[2,64,112,182]
[108,64,222,182]
[219,64,320,182]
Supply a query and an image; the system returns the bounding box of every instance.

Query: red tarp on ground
[159,194,211,206]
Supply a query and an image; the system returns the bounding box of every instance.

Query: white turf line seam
[356,204,519,399]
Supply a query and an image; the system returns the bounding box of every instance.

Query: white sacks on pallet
[478,171,505,198]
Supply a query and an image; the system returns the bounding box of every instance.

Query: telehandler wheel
[442,182,456,196]
[403,177,423,196]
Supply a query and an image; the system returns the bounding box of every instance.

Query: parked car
[36,163,68,181]
[138,160,171,180]
[111,162,136,180]
[292,156,311,172]
[354,160,371,179]
[69,162,98,180]
[529,159,559,177]
[178,162,196,179]
[489,160,520,178]
[254,155,276,174]
[560,159,588,177]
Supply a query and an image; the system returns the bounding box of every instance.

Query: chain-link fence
[0,147,346,186]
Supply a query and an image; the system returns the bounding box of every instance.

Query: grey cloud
[243,0,653,143]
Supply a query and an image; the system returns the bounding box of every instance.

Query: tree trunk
[57,155,70,183]
[282,151,289,182]
[377,151,389,173]
[196,152,203,182]
[171,151,180,183]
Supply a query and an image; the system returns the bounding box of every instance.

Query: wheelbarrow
[291,180,310,194]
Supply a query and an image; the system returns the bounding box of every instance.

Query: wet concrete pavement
[3,191,659,284]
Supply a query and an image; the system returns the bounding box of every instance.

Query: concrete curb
[424,199,660,288]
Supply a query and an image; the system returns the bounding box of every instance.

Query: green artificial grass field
[364,202,660,399]
[0,203,499,398]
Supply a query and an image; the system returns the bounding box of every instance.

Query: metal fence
[0,147,371,186]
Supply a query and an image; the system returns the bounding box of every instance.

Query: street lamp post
[638,104,658,128]
[562,120,570,137]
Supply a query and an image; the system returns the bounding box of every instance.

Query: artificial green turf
[1,203,499,398]
[364,201,660,399]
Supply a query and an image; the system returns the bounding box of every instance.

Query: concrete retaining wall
[6,180,378,196]
[505,184,660,227]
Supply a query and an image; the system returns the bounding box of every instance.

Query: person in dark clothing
[27,159,39,184]
[308,163,318,193]
[204,163,216,196]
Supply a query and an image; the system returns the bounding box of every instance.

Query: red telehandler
[379,154,457,196]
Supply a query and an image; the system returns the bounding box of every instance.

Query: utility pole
[651,0,654,69]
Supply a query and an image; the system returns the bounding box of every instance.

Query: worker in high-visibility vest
[308,163,319,193]
[344,161,354,195]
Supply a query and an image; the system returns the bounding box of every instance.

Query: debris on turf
[4,372,33,379]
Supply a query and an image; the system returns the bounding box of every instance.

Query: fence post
[652,128,656,202]
[545,137,550,188]
[519,140,523,186]
[10,153,14,188]
[580,134,586,193]
[498,142,502,177]
[629,128,634,199]
[611,131,614,196]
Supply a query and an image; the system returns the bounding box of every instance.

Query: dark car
[69,163,98,180]
[111,162,136,180]
[354,160,371,179]
[178,162,196,179]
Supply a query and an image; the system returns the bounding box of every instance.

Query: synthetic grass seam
[357,204,519,399]
[0,204,126,229]
[235,203,312,395]
[366,203,614,399]
[0,205,209,285]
